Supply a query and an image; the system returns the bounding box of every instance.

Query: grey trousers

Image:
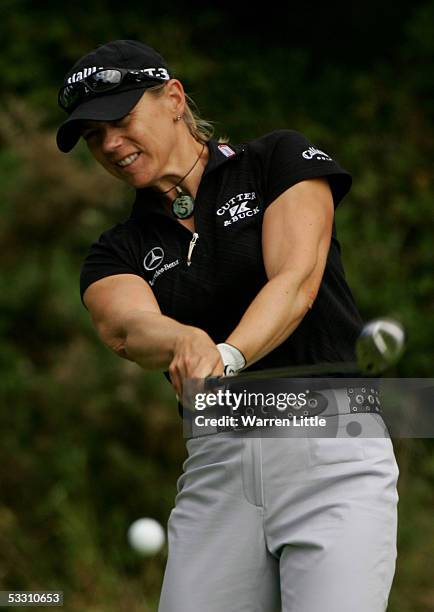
[158,420,399,611]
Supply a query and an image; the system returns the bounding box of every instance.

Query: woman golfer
[57,39,399,611]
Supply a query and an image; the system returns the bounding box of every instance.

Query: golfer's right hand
[169,327,224,398]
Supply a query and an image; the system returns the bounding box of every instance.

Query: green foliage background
[0,1,433,610]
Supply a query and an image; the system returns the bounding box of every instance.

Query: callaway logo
[302,147,332,161]
[143,247,164,270]
[143,247,179,287]
[217,192,260,227]
[66,66,170,84]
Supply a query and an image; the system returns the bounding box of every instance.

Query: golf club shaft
[206,360,362,387]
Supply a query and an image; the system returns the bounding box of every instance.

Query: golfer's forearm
[116,310,190,371]
[226,272,315,366]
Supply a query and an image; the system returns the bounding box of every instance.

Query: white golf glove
[217,343,246,376]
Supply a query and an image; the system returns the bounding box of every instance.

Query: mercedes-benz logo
[143,247,164,271]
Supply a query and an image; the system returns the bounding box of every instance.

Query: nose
[100,125,123,154]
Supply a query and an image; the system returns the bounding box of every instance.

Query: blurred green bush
[0,2,433,610]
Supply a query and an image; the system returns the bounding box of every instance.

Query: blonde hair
[147,82,228,144]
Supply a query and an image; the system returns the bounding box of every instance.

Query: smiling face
[81,81,184,189]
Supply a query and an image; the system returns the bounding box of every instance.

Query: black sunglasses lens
[59,69,125,111]
[59,85,81,111]
[87,69,123,91]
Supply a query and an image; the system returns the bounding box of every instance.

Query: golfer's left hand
[169,326,224,398]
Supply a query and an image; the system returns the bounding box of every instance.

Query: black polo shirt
[80,129,363,380]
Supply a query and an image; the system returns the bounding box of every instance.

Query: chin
[128,176,153,189]
[116,172,148,189]
[124,166,156,189]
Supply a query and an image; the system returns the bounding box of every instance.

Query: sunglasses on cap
[58,67,170,112]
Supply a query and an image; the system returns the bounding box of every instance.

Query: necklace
[162,144,205,219]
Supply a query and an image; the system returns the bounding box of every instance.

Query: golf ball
[127,518,165,556]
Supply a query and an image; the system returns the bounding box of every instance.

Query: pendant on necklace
[172,186,195,219]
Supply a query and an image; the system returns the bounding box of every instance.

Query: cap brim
[56,87,146,153]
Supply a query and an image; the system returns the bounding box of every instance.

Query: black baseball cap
[56,40,171,153]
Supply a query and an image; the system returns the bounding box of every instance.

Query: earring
[174,114,182,122]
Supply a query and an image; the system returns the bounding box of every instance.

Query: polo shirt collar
[204,139,244,175]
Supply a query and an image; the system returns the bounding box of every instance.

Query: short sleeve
[252,130,352,209]
[79,223,143,307]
